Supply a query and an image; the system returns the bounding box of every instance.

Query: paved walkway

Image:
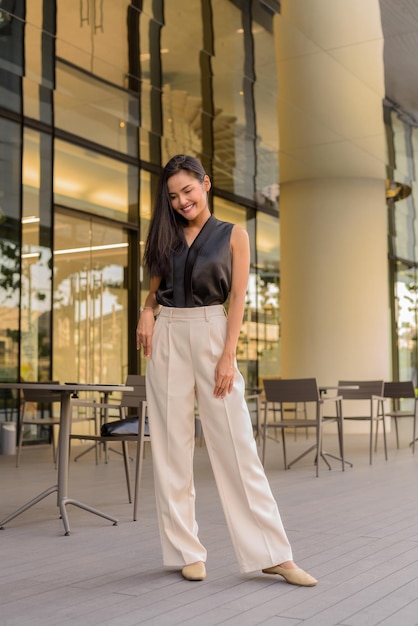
[0,428,417,625]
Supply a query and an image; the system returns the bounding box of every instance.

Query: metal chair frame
[383,381,417,453]
[70,375,150,520]
[337,380,386,465]
[262,378,344,477]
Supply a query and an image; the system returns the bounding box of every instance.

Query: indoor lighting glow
[23,167,40,187]
[140,48,169,61]
[22,216,40,224]
[54,242,129,256]
[91,191,126,209]
[54,178,84,194]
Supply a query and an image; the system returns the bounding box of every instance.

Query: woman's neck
[183,210,212,246]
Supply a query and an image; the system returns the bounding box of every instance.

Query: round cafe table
[0,382,133,535]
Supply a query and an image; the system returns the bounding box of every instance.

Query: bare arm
[136,276,161,357]
[214,225,250,398]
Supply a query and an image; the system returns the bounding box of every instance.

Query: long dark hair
[143,154,207,277]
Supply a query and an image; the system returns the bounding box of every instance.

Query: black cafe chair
[262,378,344,477]
[383,381,417,453]
[70,375,150,520]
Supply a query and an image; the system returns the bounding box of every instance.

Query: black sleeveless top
[156,215,234,307]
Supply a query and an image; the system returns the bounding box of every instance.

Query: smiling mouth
[182,204,194,212]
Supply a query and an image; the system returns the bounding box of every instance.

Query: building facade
[1,0,418,428]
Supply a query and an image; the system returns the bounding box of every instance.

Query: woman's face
[167,170,211,223]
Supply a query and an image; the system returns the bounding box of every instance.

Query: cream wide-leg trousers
[146,305,293,573]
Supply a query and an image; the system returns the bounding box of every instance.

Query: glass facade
[0,118,21,383]
[2,0,417,441]
[386,106,418,384]
[21,128,53,382]
[53,210,129,384]
[0,0,281,411]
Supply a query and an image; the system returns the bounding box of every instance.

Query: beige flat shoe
[181,561,207,581]
[262,565,317,587]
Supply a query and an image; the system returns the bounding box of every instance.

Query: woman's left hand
[214,352,235,398]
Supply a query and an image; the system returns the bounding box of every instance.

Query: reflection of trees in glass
[257,273,279,356]
[0,239,20,303]
[395,272,418,384]
[0,238,20,380]
[237,272,279,361]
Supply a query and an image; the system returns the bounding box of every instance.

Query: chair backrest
[263,378,319,403]
[383,381,416,400]
[338,380,383,400]
[22,383,61,404]
[120,375,146,410]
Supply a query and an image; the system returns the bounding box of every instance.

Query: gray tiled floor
[0,426,417,626]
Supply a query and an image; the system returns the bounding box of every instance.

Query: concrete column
[280,178,390,382]
[275,1,391,384]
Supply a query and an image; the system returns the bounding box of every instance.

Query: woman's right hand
[136,309,155,357]
[136,278,161,357]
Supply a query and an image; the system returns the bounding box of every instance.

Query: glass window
[0,0,24,113]
[24,17,43,120]
[252,3,279,213]
[139,0,152,160]
[24,5,54,123]
[387,109,418,384]
[139,168,153,374]
[54,139,138,223]
[256,211,280,382]
[21,128,53,382]
[392,264,418,385]
[0,118,21,382]
[212,0,255,198]
[53,210,129,384]
[139,169,152,273]
[159,1,203,162]
[390,113,416,262]
[56,0,132,88]
[139,0,163,162]
[55,61,139,156]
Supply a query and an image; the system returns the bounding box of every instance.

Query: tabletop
[0,382,130,390]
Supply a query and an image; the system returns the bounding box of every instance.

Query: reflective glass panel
[53,211,128,384]
[0,118,21,382]
[54,139,138,223]
[256,211,280,381]
[212,1,249,197]
[391,113,416,262]
[388,110,418,384]
[23,14,42,120]
[139,169,153,374]
[0,1,24,113]
[252,5,279,213]
[21,128,53,382]
[55,61,139,156]
[24,6,54,123]
[56,0,131,88]
[139,0,164,162]
[393,264,418,385]
[160,1,203,162]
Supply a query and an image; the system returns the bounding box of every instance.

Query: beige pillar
[275,1,391,385]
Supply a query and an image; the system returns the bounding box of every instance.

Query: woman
[136,154,317,586]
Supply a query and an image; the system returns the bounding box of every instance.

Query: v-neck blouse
[156,216,233,307]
